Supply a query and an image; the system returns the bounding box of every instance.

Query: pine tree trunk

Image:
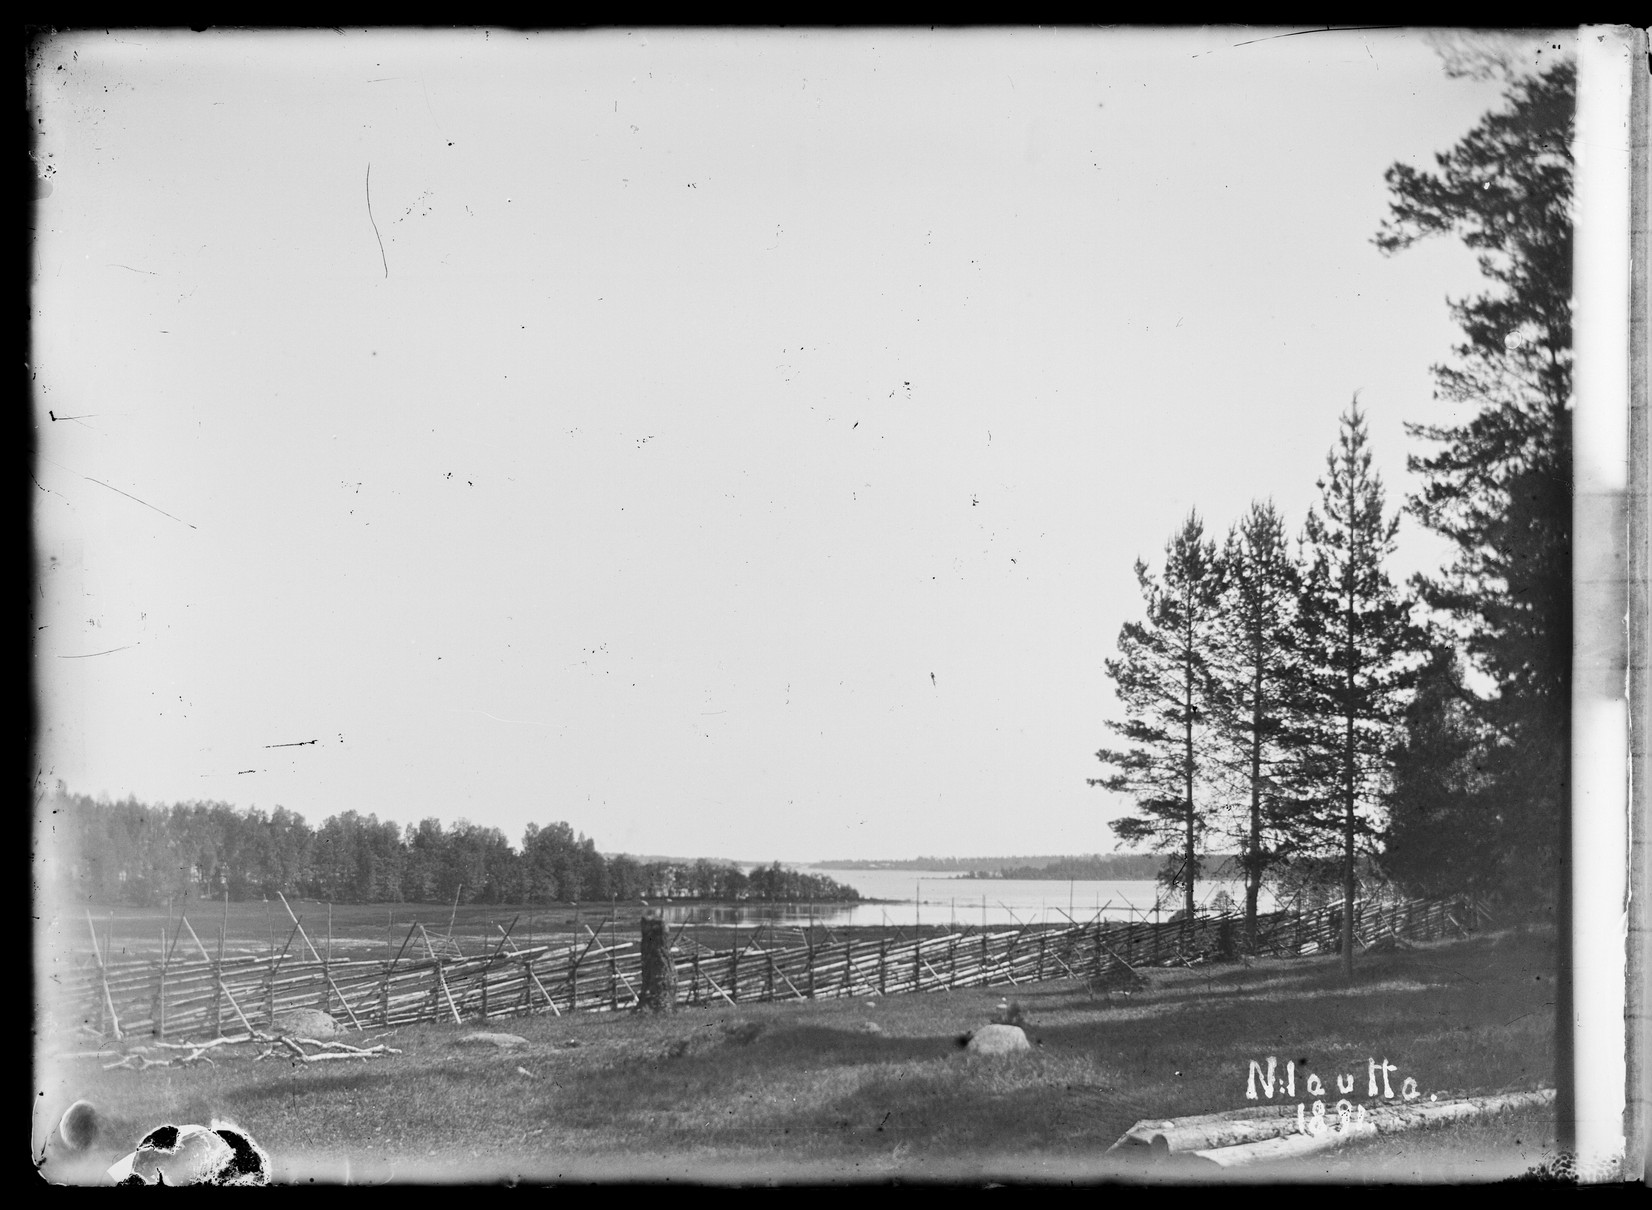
[1248,662,1264,949]
[1342,562,1357,981]
[1184,639,1197,927]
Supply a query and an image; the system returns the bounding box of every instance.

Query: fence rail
[61,895,1487,1042]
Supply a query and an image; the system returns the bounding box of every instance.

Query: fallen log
[1191,1090,1556,1168]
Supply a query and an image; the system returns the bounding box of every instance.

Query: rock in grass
[858,1021,884,1035]
[456,1031,529,1049]
[271,1009,342,1038]
[966,1024,1032,1055]
[720,1021,765,1046]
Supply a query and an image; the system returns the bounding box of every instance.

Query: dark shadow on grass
[633,1023,962,1072]
[231,1067,402,1104]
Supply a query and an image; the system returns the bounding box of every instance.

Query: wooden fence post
[639,912,676,1013]
[155,929,167,1039]
[765,930,775,1002]
[877,937,887,995]
[608,918,618,1011]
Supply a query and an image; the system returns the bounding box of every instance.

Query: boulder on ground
[456,1031,529,1049]
[270,1009,342,1038]
[966,1023,1031,1055]
[858,1021,884,1035]
[720,1020,765,1046]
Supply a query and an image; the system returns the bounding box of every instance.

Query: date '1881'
[1246,1056,1423,1136]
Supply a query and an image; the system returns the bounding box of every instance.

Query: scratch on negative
[84,477,197,529]
[59,644,138,658]
[366,163,388,278]
[264,739,318,749]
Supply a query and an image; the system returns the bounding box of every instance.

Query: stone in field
[966,1024,1031,1055]
[456,1031,529,1049]
[720,1020,765,1046]
[858,1021,884,1035]
[271,1009,342,1038]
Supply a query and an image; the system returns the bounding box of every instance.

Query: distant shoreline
[808,855,1243,881]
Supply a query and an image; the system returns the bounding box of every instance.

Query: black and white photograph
[28,26,1645,1185]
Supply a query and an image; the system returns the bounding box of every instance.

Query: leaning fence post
[321,902,333,1015]
[154,927,167,1039]
[210,953,223,1037]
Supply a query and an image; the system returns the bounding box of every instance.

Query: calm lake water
[660,868,1276,928]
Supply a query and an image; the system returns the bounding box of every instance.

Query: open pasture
[36,925,1560,1184]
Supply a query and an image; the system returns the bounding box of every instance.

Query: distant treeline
[815,854,1242,881]
[44,789,860,908]
[817,855,1104,874]
[981,854,1242,881]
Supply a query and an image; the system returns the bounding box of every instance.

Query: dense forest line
[43,788,860,908]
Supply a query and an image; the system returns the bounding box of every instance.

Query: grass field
[35,924,1561,1185]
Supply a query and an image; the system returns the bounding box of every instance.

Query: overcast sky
[30,27,1564,863]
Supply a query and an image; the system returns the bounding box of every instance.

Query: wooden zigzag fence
[62,893,1488,1043]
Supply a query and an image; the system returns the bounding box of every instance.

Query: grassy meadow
[36,924,1560,1184]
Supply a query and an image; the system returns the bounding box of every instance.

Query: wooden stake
[156,927,167,1039]
[85,910,121,1039]
[275,894,363,1030]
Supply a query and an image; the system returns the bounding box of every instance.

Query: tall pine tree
[1210,500,1308,947]
[1295,402,1423,978]
[1091,512,1225,924]
[1374,61,1573,903]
